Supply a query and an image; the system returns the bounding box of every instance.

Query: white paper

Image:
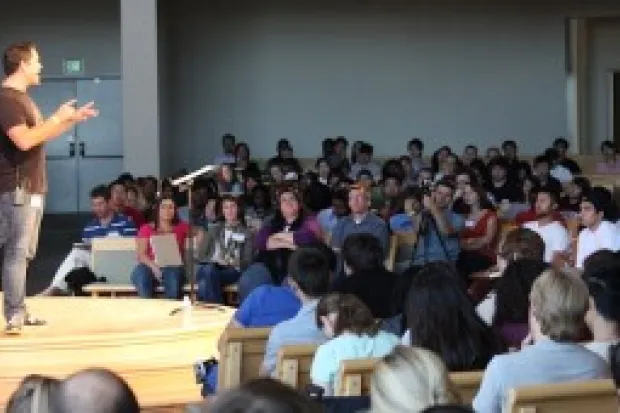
[30,194,43,209]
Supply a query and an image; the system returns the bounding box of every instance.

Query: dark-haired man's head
[342,233,384,274]
[358,143,373,164]
[533,155,550,179]
[287,248,330,301]
[501,140,517,160]
[222,133,236,154]
[408,138,424,157]
[534,187,559,219]
[488,158,509,184]
[3,41,41,86]
[57,368,139,413]
[90,185,112,220]
[332,189,350,218]
[583,251,620,340]
[434,179,455,209]
[580,187,611,229]
[553,137,569,158]
[205,378,321,413]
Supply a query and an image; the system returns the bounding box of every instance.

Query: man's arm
[6,100,97,151]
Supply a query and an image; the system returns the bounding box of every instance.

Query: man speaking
[0,41,98,334]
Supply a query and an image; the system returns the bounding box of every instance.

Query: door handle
[79,142,85,157]
[69,142,75,157]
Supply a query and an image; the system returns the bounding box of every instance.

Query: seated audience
[330,184,389,256]
[431,146,452,175]
[523,187,569,263]
[457,184,498,279]
[204,378,321,413]
[407,138,427,178]
[311,293,399,395]
[316,189,350,240]
[213,133,237,165]
[575,188,620,268]
[596,140,620,174]
[553,136,582,174]
[502,140,531,183]
[6,374,60,413]
[559,176,591,214]
[262,248,330,376]
[403,262,504,371]
[44,185,136,294]
[583,250,620,362]
[216,163,242,194]
[370,346,460,413]
[245,184,273,226]
[315,157,331,186]
[238,187,319,301]
[55,368,140,413]
[473,268,610,413]
[332,233,398,319]
[545,147,573,184]
[131,196,190,299]
[234,142,260,175]
[196,195,254,303]
[350,143,381,181]
[392,179,464,266]
[486,157,522,204]
[532,155,562,196]
[267,139,303,174]
[480,258,548,348]
[109,179,145,227]
[375,175,404,221]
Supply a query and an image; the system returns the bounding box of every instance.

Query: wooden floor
[0,295,234,411]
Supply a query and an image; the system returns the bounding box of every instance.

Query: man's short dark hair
[57,368,139,413]
[408,138,424,151]
[435,178,455,192]
[536,185,559,205]
[488,157,509,172]
[90,185,111,201]
[288,248,330,298]
[332,188,349,203]
[335,136,348,146]
[359,143,373,155]
[342,233,384,272]
[533,155,550,167]
[583,251,620,325]
[222,133,235,145]
[501,140,517,150]
[553,137,569,149]
[3,41,35,76]
[108,179,125,191]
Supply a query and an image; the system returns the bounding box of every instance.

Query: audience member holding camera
[391,179,464,267]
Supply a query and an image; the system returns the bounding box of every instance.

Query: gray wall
[588,17,620,152]
[0,0,120,77]
[162,0,620,172]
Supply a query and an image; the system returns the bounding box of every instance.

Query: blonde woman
[370,346,460,413]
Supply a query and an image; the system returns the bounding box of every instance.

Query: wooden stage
[0,295,234,412]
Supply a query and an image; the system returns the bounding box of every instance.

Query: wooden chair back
[275,344,318,390]
[449,370,484,404]
[334,358,379,396]
[384,234,398,271]
[506,379,618,413]
[217,327,271,390]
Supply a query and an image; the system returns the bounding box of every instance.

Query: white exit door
[30,77,123,213]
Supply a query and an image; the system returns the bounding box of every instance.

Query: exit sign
[63,59,84,76]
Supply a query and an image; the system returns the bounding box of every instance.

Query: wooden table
[0,295,234,412]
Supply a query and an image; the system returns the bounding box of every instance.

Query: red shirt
[461,210,497,259]
[137,222,190,261]
[123,206,145,228]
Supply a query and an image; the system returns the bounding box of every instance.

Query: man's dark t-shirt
[0,87,46,194]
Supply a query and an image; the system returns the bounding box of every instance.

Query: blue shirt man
[82,212,137,241]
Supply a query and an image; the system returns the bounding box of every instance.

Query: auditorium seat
[449,370,484,404]
[275,344,318,390]
[505,379,618,413]
[217,327,272,390]
[334,358,379,396]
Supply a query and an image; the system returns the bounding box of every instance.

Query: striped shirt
[82,213,137,241]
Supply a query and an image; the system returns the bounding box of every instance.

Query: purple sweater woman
[237,187,319,302]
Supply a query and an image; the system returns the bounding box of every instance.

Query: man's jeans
[196,264,241,303]
[131,264,185,299]
[0,192,44,324]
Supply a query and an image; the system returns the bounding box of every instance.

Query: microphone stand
[169,165,219,309]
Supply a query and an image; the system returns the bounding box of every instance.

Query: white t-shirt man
[523,221,569,263]
[575,220,620,268]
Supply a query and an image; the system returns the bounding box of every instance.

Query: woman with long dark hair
[131,196,190,299]
[196,195,254,303]
[236,187,320,302]
[457,184,498,280]
[403,262,504,371]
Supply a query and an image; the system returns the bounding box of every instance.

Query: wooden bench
[275,344,318,390]
[217,327,272,390]
[334,358,379,396]
[506,379,618,413]
[449,370,484,405]
[83,283,239,306]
